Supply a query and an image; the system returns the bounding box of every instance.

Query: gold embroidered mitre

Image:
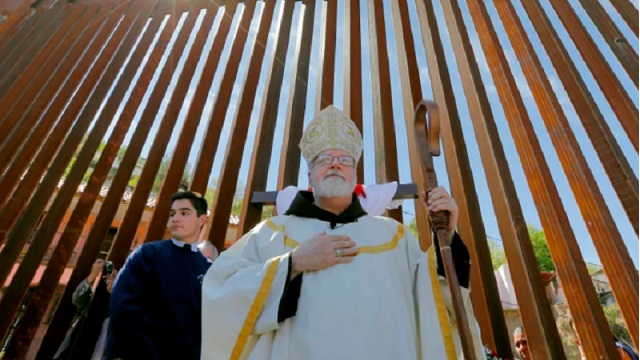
[299,105,363,163]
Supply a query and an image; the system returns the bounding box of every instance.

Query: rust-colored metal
[0,0,123,176]
[401,0,511,355]
[493,0,639,350]
[608,0,638,35]
[546,0,638,149]
[317,0,336,110]
[0,1,157,250]
[3,2,193,357]
[343,0,364,181]
[0,0,170,340]
[414,100,476,359]
[277,0,315,190]
[0,0,67,100]
[366,0,401,222]
[0,7,48,80]
[577,0,638,86]
[108,0,236,258]
[438,0,566,357]
[467,0,621,356]
[237,0,296,236]
[0,2,97,162]
[145,2,256,245]
[507,0,639,236]
[0,0,143,223]
[203,0,278,248]
[0,1,33,44]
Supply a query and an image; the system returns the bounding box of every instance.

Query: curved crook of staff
[413,100,476,359]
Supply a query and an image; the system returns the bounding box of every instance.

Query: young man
[107,191,211,360]
[201,106,483,359]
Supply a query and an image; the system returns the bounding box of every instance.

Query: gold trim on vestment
[428,246,457,359]
[230,257,280,360]
[266,219,403,255]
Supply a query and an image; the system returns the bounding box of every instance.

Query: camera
[104,261,114,275]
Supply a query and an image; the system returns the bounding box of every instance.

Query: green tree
[407,217,418,238]
[602,304,632,345]
[487,224,556,272]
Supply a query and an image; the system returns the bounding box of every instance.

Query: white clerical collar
[171,238,199,252]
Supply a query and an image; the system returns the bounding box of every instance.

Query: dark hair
[170,191,208,216]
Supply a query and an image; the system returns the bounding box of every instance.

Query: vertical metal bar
[518,0,638,233]
[145,2,256,245]
[277,0,315,189]
[438,0,566,357]
[608,0,638,35]
[546,0,638,149]
[3,2,196,358]
[106,0,237,262]
[0,2,98,161]
[366,0,402,222]
[318,0,336,109]
[0,1,33,43]
[201,0,278,248]
[467,0,621,356]
[238,0,297,236]
[0,9,48,75]
[494,0,639,349]
[577,0,638,85]
[0,0,123,174]
[0,0,67,98]
[33,2,203,357]
[0,0,138,223]
[343,0,364,181]
[0,0,170,340]
[414,0,513,355]
[0,0,156,272]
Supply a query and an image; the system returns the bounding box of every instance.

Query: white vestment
[201,215,484,360]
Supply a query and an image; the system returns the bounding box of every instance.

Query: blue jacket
[107,240,211,360]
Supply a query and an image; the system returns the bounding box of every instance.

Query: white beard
[312,171,356,198]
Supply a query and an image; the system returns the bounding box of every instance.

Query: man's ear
[199,214,208,227]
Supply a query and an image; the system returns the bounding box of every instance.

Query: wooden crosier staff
[414,100,476,358]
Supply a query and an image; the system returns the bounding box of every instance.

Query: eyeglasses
[313,154,356,168]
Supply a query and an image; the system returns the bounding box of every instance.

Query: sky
[91,0,638,267]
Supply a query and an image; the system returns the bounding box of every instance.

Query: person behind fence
[513,326,530,359]
[106,191,211,360]
[201,105,484,359]
[54,258,117,359]
[198,239,219,262]
[569,317,638,360]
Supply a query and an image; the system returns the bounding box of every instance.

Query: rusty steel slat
[0,0,139,219]
[547,0,638,149]
[438,0,565,357]
[105,0,237,260]
[398,0,510,355]
[276,0,315,190]
[0,0,125,176]
[0,0,67,99]
[413,0,512,355]
[237,0,297,236]
[0,3,98,160]
[518,0,639,234]
[343,0,364,181]
[2,3,195,358]
[0,0,154,260]
[145,2,256,245]
[0,2,170,341]
[318,0,336,110]
[34,6,217,359]
[609,0,638,35]
[366,0,402,223]
[468,0,620,356]
[577,0,638,85]
[493,2,640,350]
[200,0,278,247]
[0,7,49,76]
[0,2,33,45]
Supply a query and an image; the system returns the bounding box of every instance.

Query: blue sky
[95,0,638,267]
